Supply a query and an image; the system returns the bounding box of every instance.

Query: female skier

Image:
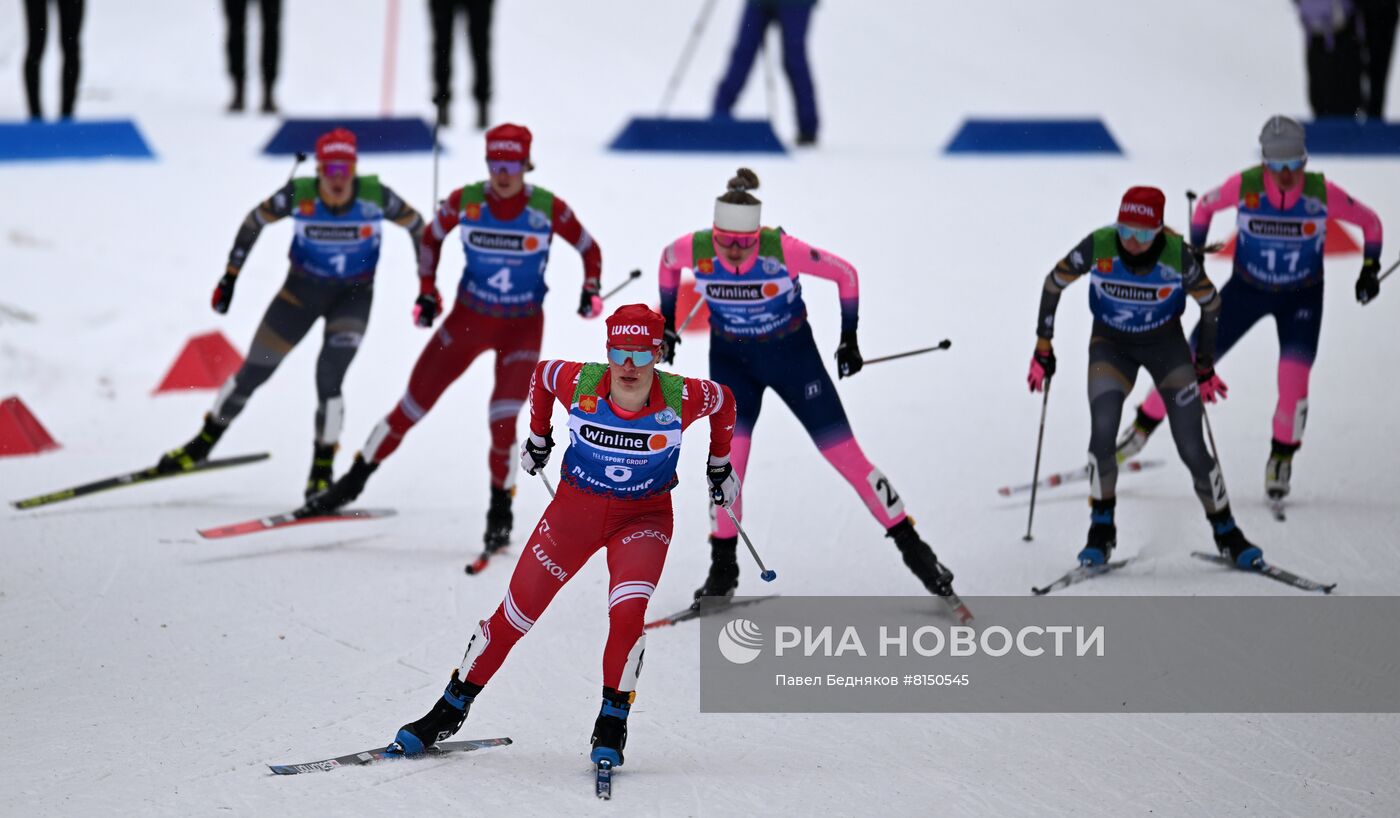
[657,168,957,603]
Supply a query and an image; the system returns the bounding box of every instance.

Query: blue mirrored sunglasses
[1116,224,1160,244]
[608,348,655,366]
[1265,157,1306,173]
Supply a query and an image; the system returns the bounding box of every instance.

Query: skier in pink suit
[1115,116,1384,504]
[658,168,957,606]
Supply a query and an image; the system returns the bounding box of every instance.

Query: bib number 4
[487,267,514,293]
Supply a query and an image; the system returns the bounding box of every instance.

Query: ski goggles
[1116,224,1161,244]
[1265,157,1306,173]
[608,347,656,366]
[488,160,525,176]
[713,228,760,250]
[321,161,354,179]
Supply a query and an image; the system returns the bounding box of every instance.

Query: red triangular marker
[154,331,244,394]
[0,396,60,456]
[1216,218,1361,258]
[657,279,709,335]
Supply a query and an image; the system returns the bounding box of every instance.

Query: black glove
[578,281,602,318]
[1356,258,1381,305]
[706,456,739,507]
[414,290,442,328]
[660,320,681,365]
[520,431,554,476]
[211,270,237,314]
[835,331,863,379]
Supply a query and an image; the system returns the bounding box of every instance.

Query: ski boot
[483,486,515,553]
[590,687,633,768]
[305,443,337,501]
[387,670,480,756]
[691,535,739,610]
[1209,506,1263,569]
[1265,438,1300,500]
[1077,500,1117,566]
[1115,406,1163,463]
[298,452,377,516]
[156,414,227,474]
[886,518,956,596]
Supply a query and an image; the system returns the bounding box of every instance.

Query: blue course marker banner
[0,120,156,162]
[610,117,786,154]
[263,117,437,155]
[1303,119,1400,156]
[944,118,1122,155]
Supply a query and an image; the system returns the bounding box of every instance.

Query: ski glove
[414,279,443,328]
[836,331,863,379]
[1195,360,1229,404]
[211,270,237,314]
[1027,343,1055,392]
[520,431,554,476]
[660,321,681,365]
[1356,258,1381,305]
[707,455,740,508]
[578,280,603,319]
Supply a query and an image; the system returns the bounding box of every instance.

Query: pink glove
[1197,372,1228,404]
[1027,347,1055,393]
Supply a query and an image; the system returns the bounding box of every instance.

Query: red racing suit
[460,359,735,692]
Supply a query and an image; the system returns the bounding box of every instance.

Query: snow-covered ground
[3,1,1398,815]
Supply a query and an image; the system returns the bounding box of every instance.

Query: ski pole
[286,151,307,185]
[1377,256,1400,283]
[864,339,952,366]
[537,471,555,499]
[1199,405,1230,505]
[658,0,719,116]
[600,269,643,301]
[431,114,443,213]
[677,295,707,333]
[1023,378,1051,542]
[723,506,777,582]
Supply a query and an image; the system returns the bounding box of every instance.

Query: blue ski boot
[590,687,633,767]
[387,670,479,756]
[1209,507,1262,569]
[1077,500,1116,566]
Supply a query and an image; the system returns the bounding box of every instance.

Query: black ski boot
[691,535,739,610]
[1115,406,1163,463]
[1265,438,1300,500]
[299,452,377,516]
[886,518,955,596]
[483,486,515,552]
[1077,499,1117,566]
[157,414,227,474]
[589,687,633,767]
[387,670,480,756]
[304,442,337,501]
[1209,506,1263,569]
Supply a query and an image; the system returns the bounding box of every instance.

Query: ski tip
[1031,586,1049,596]
[464,558,488,575]
[996,487,1010,497]
[643,618,673,630]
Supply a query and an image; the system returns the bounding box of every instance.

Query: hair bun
[727,167,760,193]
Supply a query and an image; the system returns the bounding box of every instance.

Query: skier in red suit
[304,123,606,561]
[383,304,737,773]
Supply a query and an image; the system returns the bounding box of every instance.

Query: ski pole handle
[286,151,307,185]
[863,339,952,366]
[723,506,776,582]
[538,471,555,499]
[600,269,642,301]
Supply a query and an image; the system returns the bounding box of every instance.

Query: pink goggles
[488,160,525,176]
[713,228,760,250]
[321,161,354,179]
